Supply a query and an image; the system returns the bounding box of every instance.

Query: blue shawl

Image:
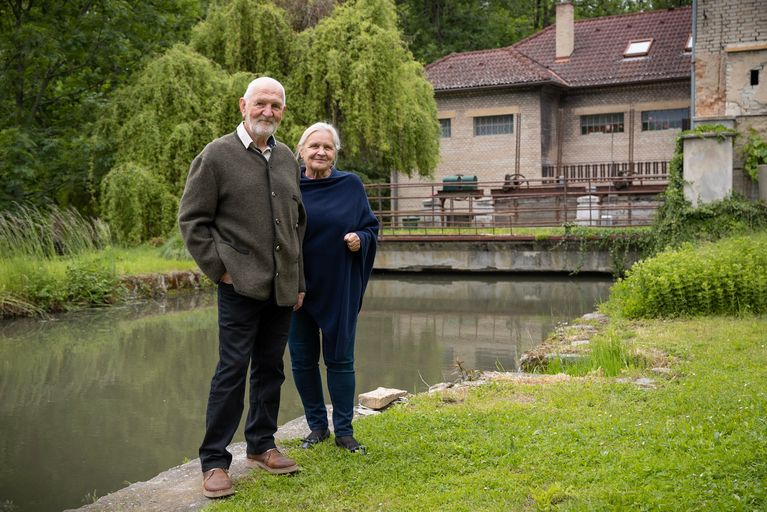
[300,167,379,357]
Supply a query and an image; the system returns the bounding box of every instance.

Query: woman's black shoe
[300,429,330,449]
[335,435,366,454]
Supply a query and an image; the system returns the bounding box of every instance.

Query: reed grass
[0,204,111,259]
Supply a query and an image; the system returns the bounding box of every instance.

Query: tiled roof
[426,7,691,91]
[427,47,567,90]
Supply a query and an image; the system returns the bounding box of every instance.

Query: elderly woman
[289,122,378,453]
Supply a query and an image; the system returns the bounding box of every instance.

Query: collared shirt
[236,122,276,161]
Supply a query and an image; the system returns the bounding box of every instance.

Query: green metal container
[442,174,478,192]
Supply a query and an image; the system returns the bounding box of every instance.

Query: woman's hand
[344,232,361,252]
[293,292,305,311]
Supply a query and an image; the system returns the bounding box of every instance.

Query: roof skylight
[624,39,653,57]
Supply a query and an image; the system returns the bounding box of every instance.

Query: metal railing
[365,173,668,238]
[542,160,669,182]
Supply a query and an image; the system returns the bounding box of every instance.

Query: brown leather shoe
[246,448,299,474]
[202,468,234,498]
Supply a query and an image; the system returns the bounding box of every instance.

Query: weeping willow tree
[95,44,252,243]
[95,0,440,243]
[288,0,440,181]
[190,0,295,79]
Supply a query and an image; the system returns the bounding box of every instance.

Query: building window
[439,118,451,138]
[685,35,693,52]
[473,114,514,136]
[624,39,652,57]
[580,113,624,135]
[751,70,760,86]
[641,108,690,131]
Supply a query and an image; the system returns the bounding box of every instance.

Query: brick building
[690,0,767,199]
[394,3,693,216]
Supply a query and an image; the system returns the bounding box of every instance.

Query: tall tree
[273,0,340,31]
[0,0,202,212]
[96,44,251,243]
[396,0,540,64]
[190,0,294,78]
[289,0,440,181]
[396,0,691,65]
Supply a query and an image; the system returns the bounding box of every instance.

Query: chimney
[556,1,574,60]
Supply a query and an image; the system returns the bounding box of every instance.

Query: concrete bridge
[373,238,634,274]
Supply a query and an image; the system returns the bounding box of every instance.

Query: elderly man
[179,76,306,498]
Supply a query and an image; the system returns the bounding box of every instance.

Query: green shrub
[651,126,767,252]
[743,128,767,182]
[64,256,123,307]
[605,232,767,318]
[159,231,192,260]
[0,252,123,317]
[13,261,67,312]
[100,163,178,245]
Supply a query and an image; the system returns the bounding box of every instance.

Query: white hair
[295,122,341,162]
[243,76,286,105]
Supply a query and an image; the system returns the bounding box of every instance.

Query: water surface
[0,274,611,511]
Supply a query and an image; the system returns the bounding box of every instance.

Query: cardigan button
[271,191,276,197]
[275,218,281,225]
[275,244,281,251]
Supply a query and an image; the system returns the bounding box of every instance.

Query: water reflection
[0,274,610,512]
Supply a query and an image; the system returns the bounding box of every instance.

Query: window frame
[624,39,653,58]
[641,108,690,131]
[580,113,625,135]
[439,118,452,138]
[473,114,514,137]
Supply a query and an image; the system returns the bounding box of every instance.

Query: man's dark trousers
[199,282,292,473]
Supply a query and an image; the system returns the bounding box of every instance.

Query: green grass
[108,246,197,274]
[207,316,767,511]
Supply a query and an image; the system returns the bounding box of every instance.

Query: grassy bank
[0,205,202,317]
[0,246,200,317]
[207,315,766,512]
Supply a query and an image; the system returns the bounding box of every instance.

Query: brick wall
[395,88,543,218]
[560,81,690,166]
[695,0,765,55]
[393,81,690,222]
[694,0,767,118]
[399,82,687,180]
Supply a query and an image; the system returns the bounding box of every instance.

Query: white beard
[245,116,277,139]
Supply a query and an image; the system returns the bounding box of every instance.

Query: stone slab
[358,387,408,410]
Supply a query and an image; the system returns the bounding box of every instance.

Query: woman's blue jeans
[288,308,356,437]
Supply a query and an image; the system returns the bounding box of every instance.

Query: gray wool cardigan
[178,131,306,306]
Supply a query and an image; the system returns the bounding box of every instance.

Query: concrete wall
[683,132,735,206]
[374,239,632,274]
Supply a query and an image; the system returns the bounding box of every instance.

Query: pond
[0,273,611,512]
